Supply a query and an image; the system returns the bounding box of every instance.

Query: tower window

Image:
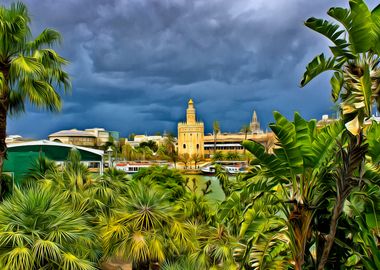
[196,144,199,149]
[183,144,186,149]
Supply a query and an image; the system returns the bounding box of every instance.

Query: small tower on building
[178,99,204,157]
[250,110,262,134]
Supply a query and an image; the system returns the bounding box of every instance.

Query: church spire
[250,110,261,134]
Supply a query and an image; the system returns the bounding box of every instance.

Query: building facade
[178,99,204,157]
[48,129,97,147]
[48,128,119,148]
[177,102,274,158]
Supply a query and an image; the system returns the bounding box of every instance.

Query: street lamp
[106,146,114,168]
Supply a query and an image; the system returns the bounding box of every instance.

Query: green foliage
[241,112,343,269]
[212,151,225,161]
[301,0,380,135]
[0,186,97,269]
[132,165,186,200]
[0,2,70,113]
[100,180,195,268]
[139,140,158,153]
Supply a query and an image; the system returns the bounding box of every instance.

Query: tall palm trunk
[0,96,7,177]
[0,64,9,197]
[243,132,248,155]
[214,133,217,155]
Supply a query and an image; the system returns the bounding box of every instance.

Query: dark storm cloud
[5,0,379,138]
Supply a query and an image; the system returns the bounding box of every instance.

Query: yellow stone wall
[177,100,204,157]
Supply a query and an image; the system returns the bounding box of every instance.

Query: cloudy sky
[5,0,379,138]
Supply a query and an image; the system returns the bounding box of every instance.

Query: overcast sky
[4,0,379,138]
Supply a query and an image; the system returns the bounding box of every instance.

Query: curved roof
[48,129,96,137]
[7,140,104,157]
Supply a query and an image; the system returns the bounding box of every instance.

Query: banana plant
[300,1,380,268]
[301,0,380,135]
[242,112,343,270]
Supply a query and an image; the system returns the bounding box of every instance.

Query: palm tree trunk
[0,91,8,197]
[214,133,217,154]
[243,132,247,155]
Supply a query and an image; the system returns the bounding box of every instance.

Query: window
[196,144,199,149]
[183,144,186,149]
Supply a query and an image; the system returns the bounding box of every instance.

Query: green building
[4,140,104,184]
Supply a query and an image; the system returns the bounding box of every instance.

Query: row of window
[183,144,200,149]
[206,146,244,150]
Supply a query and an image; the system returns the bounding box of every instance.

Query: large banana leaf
[270,112,303,173]
[300,54,342,86]
[328,7,351,30]
[330,71,344,102]
[294,112,315,167]
[348,0,376,54]
[366,121,380,164]
[310,121,343,176]
[242,140,287,179]
[371,4,380,54]
[304,18,351,58]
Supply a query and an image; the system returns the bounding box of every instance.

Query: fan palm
[25,155,57,182]
[100,181,194,270]
[192,223,237,270]
[84,168,129,217]
[132,166,185,201]
[39,149,93,210]
[0,2,70,177]
[0,186,97,270]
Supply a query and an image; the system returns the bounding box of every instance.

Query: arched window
[183,144,186,149]
[196,144,199,149]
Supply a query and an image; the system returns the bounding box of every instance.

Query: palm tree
[300,1,380,268]
[100,181,193,270]
[213,121,220,155]
[212,151,224,161]
[192,224,236,269]
[0,186,97,269]
[132,166,186,201]
[162,134,178,168]
[0,3,70,177]
[85,167,129,216]
[241,124,251,154]
[179,153,191,169]
[225,151,240,161]
[191,153,203,169]
[25,155,57,181]
[39,149,93,210]
[241,124,251,141]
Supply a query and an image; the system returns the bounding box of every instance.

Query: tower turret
[186,99,196,124]
[178,99,204,158]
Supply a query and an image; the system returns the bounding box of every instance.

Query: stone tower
[178,99,204,157]
[250,110,261,134]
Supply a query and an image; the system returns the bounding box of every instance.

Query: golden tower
[178,99,204,157]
